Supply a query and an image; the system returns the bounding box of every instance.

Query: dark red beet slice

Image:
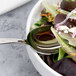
[54,14,66,24]
[61,0,76,12]
[52,58,76,76]
[54,14,76,28]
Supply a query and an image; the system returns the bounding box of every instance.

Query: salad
[26,0,76,76]
[28,0,76,76]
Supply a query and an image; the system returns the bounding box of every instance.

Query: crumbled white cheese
[69,27,76,33]
[58,32,61,35]
[64,30,68,33]
[58,26,69,30]
[58,26,76,34]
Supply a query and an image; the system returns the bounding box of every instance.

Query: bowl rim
[26,0,62,76]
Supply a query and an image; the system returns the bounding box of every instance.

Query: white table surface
[0,0,41,76]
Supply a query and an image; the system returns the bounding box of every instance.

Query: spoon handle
[0,38,25,44]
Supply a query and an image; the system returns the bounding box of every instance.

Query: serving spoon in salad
[0,26,61,55]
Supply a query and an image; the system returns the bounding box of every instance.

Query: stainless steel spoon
[0,26,61,55]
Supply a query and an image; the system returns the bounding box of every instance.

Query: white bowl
[26,0,62,76]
